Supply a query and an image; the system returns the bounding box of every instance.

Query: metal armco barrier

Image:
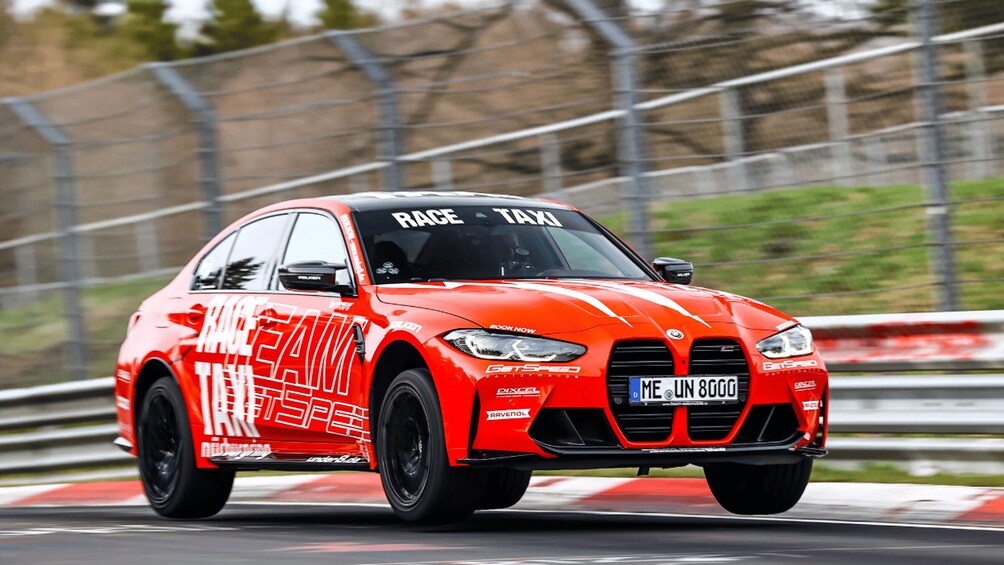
[801,310,1004,372]
[1,311,1003,477]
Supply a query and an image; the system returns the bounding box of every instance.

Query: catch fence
[1,0,1003,384]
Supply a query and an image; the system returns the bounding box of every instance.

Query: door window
[221,214,289,291]
[280,212,352,288]
[192,233,236,290]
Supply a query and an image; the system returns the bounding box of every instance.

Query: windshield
[354,205,653,284]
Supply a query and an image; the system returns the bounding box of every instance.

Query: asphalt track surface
[0,503,1002,564]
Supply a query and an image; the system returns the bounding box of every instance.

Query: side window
[192,233,236,290]
[281,213,352,287]
[221,214,289,291]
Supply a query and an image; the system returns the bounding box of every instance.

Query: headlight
[756,324,813,359]
[443,329,586,362]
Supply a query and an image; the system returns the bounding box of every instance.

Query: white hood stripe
[572,280,711,328]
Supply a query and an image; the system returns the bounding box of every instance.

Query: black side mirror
[278,261,350,292]
[653,257,694,285]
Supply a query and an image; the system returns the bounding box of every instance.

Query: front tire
[704,459,812,515]
[476,469,532,510]
[138,377,234,519]
[376,369,485,523]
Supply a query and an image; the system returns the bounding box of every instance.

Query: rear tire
[138,377,234,519]
[377,369,486,523]
[476,469,532,510]
[704,459,812,515]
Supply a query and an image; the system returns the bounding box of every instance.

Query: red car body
[114,192,828,520]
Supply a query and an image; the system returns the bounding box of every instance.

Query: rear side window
[221,214,289,291]
[192,233,236,290]
[280,213,352,287]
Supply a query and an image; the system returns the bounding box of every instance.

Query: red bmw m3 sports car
[113,192,828,523]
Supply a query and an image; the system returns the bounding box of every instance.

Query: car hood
[375,279,795,337]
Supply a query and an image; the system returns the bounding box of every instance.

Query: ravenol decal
[486,409,531,421]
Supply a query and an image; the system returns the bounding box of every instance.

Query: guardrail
[1,311,1002,478]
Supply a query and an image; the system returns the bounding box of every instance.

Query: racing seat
[371,240,413,283]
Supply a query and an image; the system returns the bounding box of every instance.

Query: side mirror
[653,257,694,285]
[278,261,350,292]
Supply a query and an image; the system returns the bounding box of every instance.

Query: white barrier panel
[801,310,1004,372]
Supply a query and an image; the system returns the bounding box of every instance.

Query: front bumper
[459,435,827,470]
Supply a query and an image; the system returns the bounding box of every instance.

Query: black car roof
[329,191,571,212]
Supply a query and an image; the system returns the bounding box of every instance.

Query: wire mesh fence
[1,0,1003,386]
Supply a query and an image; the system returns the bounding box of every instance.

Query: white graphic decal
[115,395,130,410]
[486,364,581,375]
[340,191,524,200]
[794,380,817,391]
[486,408,531,421]
[200,439,271,459]
[492,208,563,227]
[391,208,464,228]
[196,361,260,438]
[575,280,711,328]
[384,280,632,326]
[489,324,537,334]
[389,320,422,332]
[802,400,820,411]
[762,359,819,371]
[496,386,540,398]
[666,329,684,340]
[305,455,367,464]
[339,213,368,285]
[115,369,132,383]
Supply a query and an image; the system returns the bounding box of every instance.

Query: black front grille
[607,341,675,442]
[687,339,751,441]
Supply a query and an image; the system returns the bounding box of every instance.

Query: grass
[603,176,1004,316]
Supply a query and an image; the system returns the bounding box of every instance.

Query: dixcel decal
[486,364,581,374]
[762,359,819,371]
[666,329,684,340]
[794,380,817,391]
[486,409,531,421]
[496,386,540,398]
[802,400,820,411]
[489,324,537,334]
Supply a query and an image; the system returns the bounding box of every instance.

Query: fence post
[3,98,88,381]
[825,66,854,186]
[327,32,404,192]
[913,0,959,311]
[540,133,563,196]
[964,40,991,179]
[148,63,223,241]
[719,87,748,192]
[432,160,453,190]
[563,0,651,259]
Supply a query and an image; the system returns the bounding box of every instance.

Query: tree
[121,0,182,61]
[196,0,281,56]
[319,0,361,30]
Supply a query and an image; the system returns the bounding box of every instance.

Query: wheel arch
[132,357,179,434]
[369,339,431,445]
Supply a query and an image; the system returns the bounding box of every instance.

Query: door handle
[258,308,279,328]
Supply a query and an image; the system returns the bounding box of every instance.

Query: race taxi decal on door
[194,295,371,444]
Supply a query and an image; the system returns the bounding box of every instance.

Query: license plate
[629,375,739,406]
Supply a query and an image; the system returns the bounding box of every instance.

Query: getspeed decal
[486,364,581,375]
[762,359,819,371]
